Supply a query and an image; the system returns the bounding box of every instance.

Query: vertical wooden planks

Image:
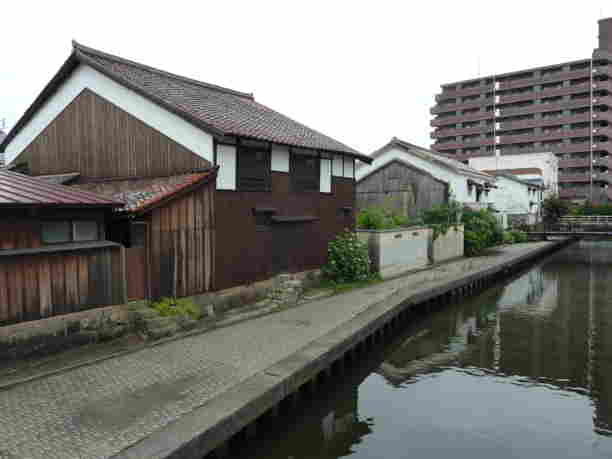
[38,257,52,318]
[50,255,66,316]
[64,255,79,313]
[7,259,24,323]
[78,255,89,308]
[23,257,40,321]
[0,263,8,322]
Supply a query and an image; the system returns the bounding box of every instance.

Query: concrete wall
[432,225,464,263]
[357,227,431,279]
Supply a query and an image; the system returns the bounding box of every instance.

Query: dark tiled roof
[0,170,122,207]
[69,42,367,161]
[108,170,216,214]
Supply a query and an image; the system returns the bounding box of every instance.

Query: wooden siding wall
[0,246,126,325]
[17,89,210,178]
[215,173,354,290]
[356,161,449,219]
[0,221,41,250]
[148,183,215,299]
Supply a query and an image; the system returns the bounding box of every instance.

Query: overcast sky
[2,1,612,154]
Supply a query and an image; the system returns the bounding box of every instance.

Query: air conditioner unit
[495,95,500,103]
[593,99,598,103]
[495,81,500,90]
[495,136,501,144]
[495,109,501,116]
[593,129,598,133]
[495,122,501,130]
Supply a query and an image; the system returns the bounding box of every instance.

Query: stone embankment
[0,240,569,459]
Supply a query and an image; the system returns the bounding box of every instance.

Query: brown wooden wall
[0,221,41,250]
[16,89,210,178]
[356,160,449,219]
[147,182,215,299]
[0,245,126,325]
[214,173,355,290]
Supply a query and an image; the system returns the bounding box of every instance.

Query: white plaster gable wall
[320,158,332,193]
[488,176,533,215]
[356,147,489,204]
[468,152,558,197]
[216,145,236,190]
[4,64,214,166]
[271,146,289,172]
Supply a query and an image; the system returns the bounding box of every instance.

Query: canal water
[235,241,612,458]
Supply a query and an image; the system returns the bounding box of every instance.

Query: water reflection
[243,241,612,458]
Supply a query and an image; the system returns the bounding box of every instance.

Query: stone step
[146,324,179,340]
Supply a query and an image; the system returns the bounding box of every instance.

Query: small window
[74,221,99,241]
[237,146,271,191]
[42,221,71,244]
[41,220,101,244]
[292,153,320,192]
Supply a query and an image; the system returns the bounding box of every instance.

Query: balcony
[559,187,590,198]
[431,97,493,115]
[550,141,612,155]
[434,65,612,107]
[559,172,612,184]
[436,83,494,100]
[431,110,493,127]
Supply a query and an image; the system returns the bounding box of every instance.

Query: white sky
[2,0,612,154]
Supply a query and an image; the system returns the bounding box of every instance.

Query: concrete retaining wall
[432,225,464,263]
[357,227,431,279]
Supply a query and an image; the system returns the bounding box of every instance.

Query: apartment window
[237,146,271,191]
[41,221,100,244]
[291,152,320,192]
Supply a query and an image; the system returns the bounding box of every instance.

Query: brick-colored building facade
[431,18,612,203]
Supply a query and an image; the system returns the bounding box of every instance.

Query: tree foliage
[541,196,570,224]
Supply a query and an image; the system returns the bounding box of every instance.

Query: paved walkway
[0,242,555,459]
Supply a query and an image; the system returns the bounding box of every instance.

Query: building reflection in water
[377,241,612,437]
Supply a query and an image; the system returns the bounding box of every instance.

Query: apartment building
[431,18,612,203]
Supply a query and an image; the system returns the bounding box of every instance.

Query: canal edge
[111,239,572,459]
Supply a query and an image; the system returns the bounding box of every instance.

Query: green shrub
[509,230,528,243]
[421,201,462,241]
[461,208,504,257]
[322,230,372,283]
[356,207,411,230]
[503,231,514,244]
[150,297,200,320]
[542,196,570,224]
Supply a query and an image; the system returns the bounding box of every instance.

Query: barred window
[291,152,320,192]
[237,146,271,191]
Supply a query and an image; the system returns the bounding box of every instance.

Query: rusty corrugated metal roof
[0,169,122,207]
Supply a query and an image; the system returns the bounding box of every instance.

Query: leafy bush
[421,201,462,241]
[542,196,570,224]
[322,230,372,283]
[573,203,612,216]
[509,230,528,243]
[150,297,200,320]
[461,208,504,256]
[503,231,514,245]
[356,206,411,230]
